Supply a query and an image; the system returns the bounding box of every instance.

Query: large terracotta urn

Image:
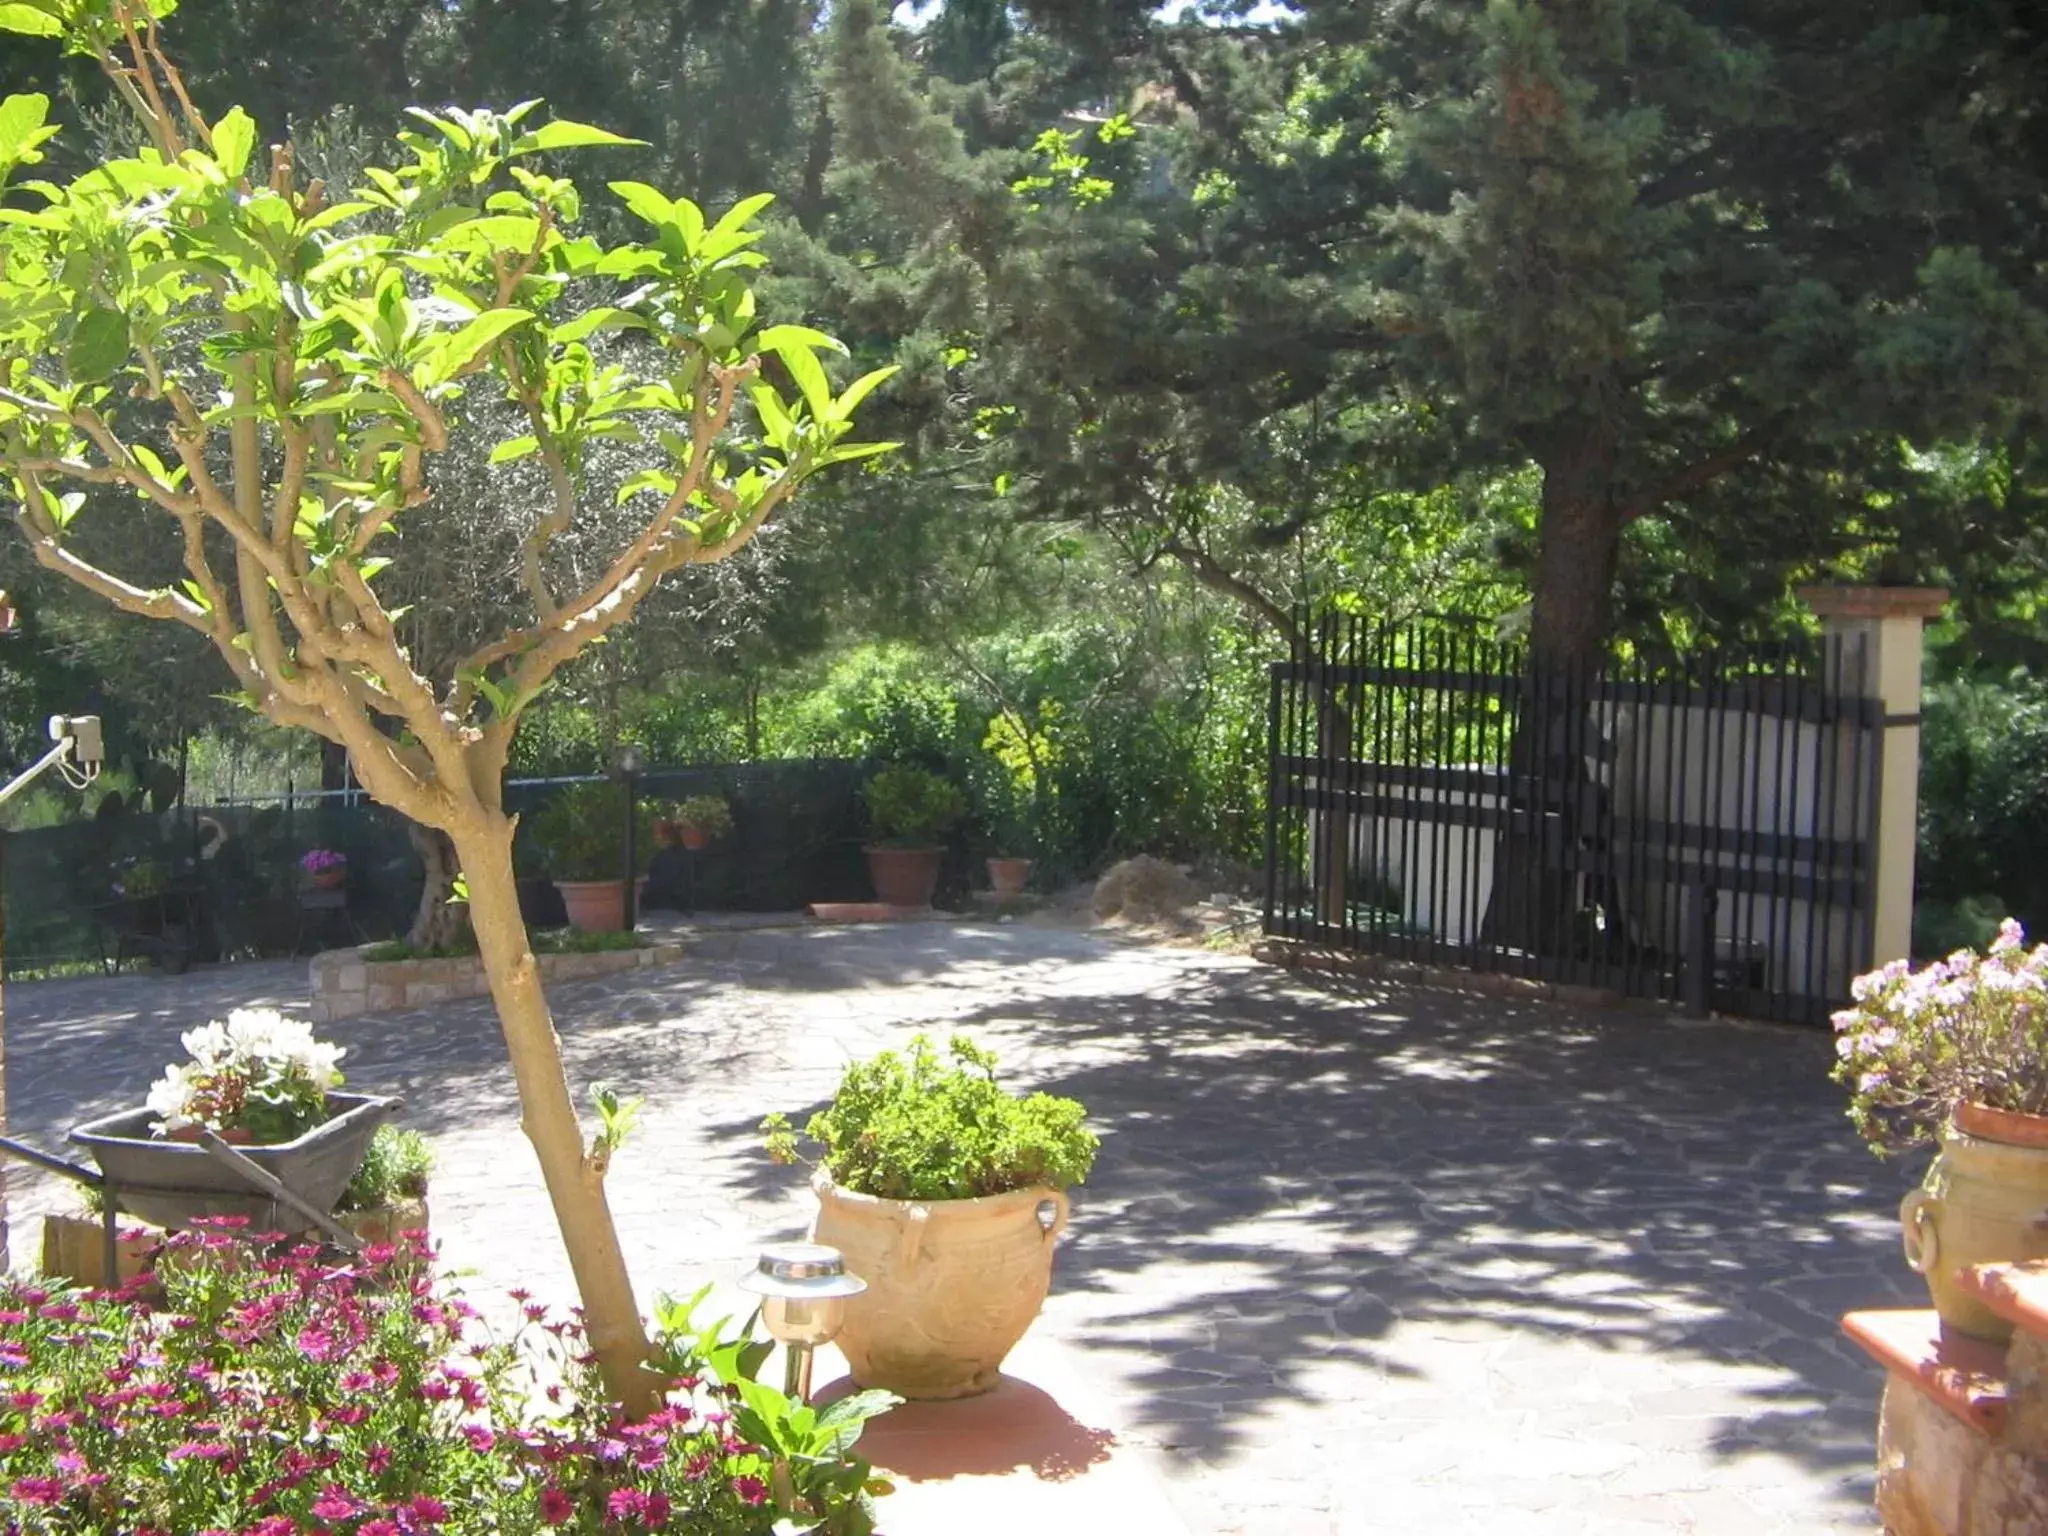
[865,846,942,908]
[555,878,626,932]
[811,1172,1068,1399]
[1901,1102,2048,1343]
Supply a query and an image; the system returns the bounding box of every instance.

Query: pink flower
[540,1486,575,1524]
[407,1495,449,1527]
[463,1424,496,1454]
[367,1443,393,1476]
[607,1488,650,1520]
[310,1485,361,1520]
[360,1523,400,1536]
[11,1475,65,1505]
[248,1519,297,1536]
[732,1475,769,1506]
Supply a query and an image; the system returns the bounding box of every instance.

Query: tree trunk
[406,822,471,950]
[1482,427,1627,956]
[1527,425,1624,669]
[451,818,660,1417]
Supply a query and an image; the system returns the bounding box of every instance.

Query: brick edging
[309,940,688,1022]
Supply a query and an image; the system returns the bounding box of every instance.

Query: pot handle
[1036,1189,1069,1244]
[898,1204,930,1268]
[1901,1187,1941,1276]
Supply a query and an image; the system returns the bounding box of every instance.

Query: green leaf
[0,5,61,38]
[179,579,211,613]
[747,382,796,453]
[212,106,256,180]
[66,307,130,384]
[421,308,533,386]
[699,192,775,262]
[489,435,540,464]
[515,120,647,154]
[830,364,899,424]
[816,440,901,467]
[608,180,676,229]
[43,488,84,530]
[756,326,842,422]
[616,467,676,506]
[0,92,55,167]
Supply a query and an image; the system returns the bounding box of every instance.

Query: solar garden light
[739,1242,867,1402]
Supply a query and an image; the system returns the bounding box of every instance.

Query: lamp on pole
[611,742,646,931]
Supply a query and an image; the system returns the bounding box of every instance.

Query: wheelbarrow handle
[0,1134,105,1187]
[194,1131,363,1254]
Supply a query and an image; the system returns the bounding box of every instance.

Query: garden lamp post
[611,741,646,931]
[739,1242,867,1402]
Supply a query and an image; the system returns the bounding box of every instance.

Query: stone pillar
[1799,586,1949,968]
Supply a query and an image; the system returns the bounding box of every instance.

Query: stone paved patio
[3,922,1922,1533]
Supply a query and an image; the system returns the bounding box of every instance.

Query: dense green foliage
[521,782,658,882]
[339,1121,436,1209]
[5,0,2047,923]
[762,1033,1098,1201]
[861,763,967,847]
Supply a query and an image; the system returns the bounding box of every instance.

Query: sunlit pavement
[5,919,1919,1532]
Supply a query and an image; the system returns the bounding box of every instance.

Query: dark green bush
[1917,669,2048,954]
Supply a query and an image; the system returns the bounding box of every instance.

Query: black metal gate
[1263,616,1885,1024]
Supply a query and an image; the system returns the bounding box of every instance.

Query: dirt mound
[1090,856,1203,930]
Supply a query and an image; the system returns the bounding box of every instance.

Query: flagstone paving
[3,920,1922,1533]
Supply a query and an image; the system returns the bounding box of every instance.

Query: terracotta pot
[555,879,626,932]
[811,1172,1069,1400]
[342,1195,430,1247]
[986,857,1033,898]
[312,869,346,891]
[652,818,679,848]
[1902,1104,2048,1343]
[679,825,710,851]
[865,846,942,908]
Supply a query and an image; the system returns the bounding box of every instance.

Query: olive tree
[0,0,892,1413]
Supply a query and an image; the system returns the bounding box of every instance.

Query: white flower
[179,1021,232,1066]
[145,1062,197,1124]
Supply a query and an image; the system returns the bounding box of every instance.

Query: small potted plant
[762,1034,1097,1399]
[300,848,348,891]
[673,793,734,851]
[69,1008,395,1231]
[336,1124,434,1244]
[1835,918,2048,1342]
[523,781,657,931]
[863,765,967,909]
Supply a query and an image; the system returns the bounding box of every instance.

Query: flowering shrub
[144,1009,346,1143]
[1833,918,2048,1155]
[301,850,349,877]
[0,1226,891,1534]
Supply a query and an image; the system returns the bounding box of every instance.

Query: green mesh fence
[1,758,879,976]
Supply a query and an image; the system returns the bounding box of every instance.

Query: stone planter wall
[310,941,687,1023]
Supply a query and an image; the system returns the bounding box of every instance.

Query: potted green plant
[672,794,734,851]
[862,765,967,909]
[523,781,657,931]
[337,1124,435,1244]
[1835,918,2048,1342]
[762,1034,1097,1399]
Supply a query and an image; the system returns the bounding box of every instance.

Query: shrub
[360,929,644,963]
[523,782,658,881]
[861,767,966,849]
[762,1034,1098,1201]
[1833,918,2048,1156]
[340,1125,436,1212]
[0,1226,892,1534]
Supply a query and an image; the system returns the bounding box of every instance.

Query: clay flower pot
[679,825,710,851]
[865,846,942,908]
[1901,1102,2048,1343]
[811,1171,1069,1399]
[311,868,347,891]
[986,857,1033,898]
[555,879,626,932]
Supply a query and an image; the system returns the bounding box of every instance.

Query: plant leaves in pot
[862,766,967,908]
[1835,918,2048,1342]
[761,1033,1098,1398]
[522,781,657,931]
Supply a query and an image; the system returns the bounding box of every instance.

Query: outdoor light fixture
[0,714,104,809]
[738,1242,867,1402]
[611,741,647,778]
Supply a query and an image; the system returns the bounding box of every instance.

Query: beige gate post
[1799,586,1949,969]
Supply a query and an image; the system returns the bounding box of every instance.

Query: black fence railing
[1263,616,1884,1025]
[1,758,883,975]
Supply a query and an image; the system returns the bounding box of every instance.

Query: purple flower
[310,1485,361,1520]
